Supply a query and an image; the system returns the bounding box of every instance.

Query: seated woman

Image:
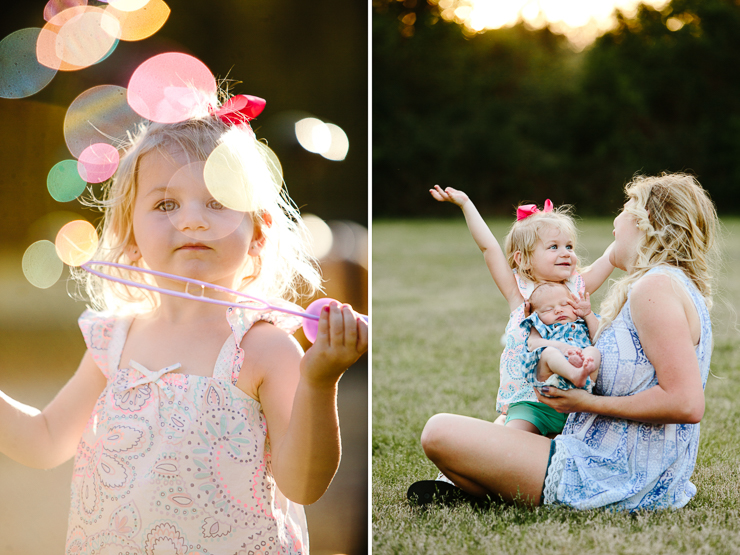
[413,173,719,510]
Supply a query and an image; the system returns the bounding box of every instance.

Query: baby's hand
[300,302,368,387]
[430,185,469,207]
[568,292,592,319]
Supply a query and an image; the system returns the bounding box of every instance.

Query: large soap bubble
[127,52,216,123]
[0,28,58,99]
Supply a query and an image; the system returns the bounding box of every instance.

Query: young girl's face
[533,286,577,326]
[127,147,258,288]
[529,225,577,283]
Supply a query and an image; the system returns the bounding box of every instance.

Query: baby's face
[533,287,577,326]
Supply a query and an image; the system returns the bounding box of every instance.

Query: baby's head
[81,98,321,313]
[529,282,576,326]
[504,204,579,284]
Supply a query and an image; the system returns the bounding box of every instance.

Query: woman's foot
[407,479,490,508]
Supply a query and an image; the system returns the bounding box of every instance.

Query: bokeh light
[295,117,331,154]
[77,143,119,183]
[64,85,142,158]
[108,0,152,12]
[37,6,121,71]
[55,219,98,266]
[203,139,280,214]
[303,214,333,259]
[167,161,247,241]
[44,0,89,22]
[127,52,216,123]
[105,0,170,41]
[47,160,87,202]
[295,117,349,161]
[321,123,349,161]
[22,240,64,289]
[0,28,58,99]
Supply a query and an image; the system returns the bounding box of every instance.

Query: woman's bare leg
[421,413,551,505]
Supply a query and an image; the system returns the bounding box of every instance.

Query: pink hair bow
[212,94,266,126]
[516,199,553,221]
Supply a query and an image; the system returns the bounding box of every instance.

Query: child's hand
[300,302,368,387]
[568,292,593,319]
[430,185,469,207]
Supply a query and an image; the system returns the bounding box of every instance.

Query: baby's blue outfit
[544,267,712,510]
[519,313,594,393]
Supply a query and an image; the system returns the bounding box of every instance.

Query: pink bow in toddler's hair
[211,94,266,126]
[516,199,554,221]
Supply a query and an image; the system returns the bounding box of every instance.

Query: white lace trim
[543,440,567,504]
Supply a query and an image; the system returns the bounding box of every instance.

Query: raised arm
[580,242,615,294]
[245,303,367,505]
[431,185,523,310]
[0,350,107,469]
[536,274,705,424]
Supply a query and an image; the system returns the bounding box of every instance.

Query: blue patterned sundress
[544,266,712,510]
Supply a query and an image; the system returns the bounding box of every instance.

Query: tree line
[373,0,740,217]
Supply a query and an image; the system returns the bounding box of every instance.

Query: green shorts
[504,401,567,436]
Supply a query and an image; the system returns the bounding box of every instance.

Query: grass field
[372,217,740,555]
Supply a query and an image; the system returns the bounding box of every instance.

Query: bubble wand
[81,260,368,343]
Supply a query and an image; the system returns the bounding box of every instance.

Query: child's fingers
[328,301,344,346]
[341,304,357,347]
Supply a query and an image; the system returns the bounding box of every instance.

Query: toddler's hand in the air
[430,185,469,207]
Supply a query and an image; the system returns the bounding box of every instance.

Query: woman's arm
[431,185,523,311]
[580,242,615,295]
[0,350,107,469]
[536,274,705,424]
[244,303,367,505]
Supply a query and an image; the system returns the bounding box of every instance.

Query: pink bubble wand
[81,261,367,343]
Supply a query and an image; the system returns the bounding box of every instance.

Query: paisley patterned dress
[66,305,309,555]
[544,267,712,510]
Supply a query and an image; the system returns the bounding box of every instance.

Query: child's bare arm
[431,185,523,311]
[246,303,367,505]
[0,350,106,469]
[581,242,615,294]
[569,292,599,340]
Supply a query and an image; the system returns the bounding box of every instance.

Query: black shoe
[406,480,489,508]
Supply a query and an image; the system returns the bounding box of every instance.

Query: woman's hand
[430,184,469,207]
[534,385,593,414]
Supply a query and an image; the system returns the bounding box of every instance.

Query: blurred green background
[0,2,367,555]
[374,0,740,217]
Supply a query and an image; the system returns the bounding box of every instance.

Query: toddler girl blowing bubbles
[0,95,367,554]
[430,185,612,437]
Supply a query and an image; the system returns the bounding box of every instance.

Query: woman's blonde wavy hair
[504,205,580,283]
[595,173,719,338]
[73,106,321,314]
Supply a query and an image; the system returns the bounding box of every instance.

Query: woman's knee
[420,413,457,460]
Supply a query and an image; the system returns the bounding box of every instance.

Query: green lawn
[372,217,740,555]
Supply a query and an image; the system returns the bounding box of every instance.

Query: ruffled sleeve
[223,300,304,384]
[78,309,118,380]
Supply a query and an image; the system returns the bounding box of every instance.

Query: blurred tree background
[373,0,740,217]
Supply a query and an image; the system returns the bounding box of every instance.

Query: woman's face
[610,199,644,272]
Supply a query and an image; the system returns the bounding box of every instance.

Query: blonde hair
[504,205,579,283]
[75,108,321,314]
[596,173,719,338]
